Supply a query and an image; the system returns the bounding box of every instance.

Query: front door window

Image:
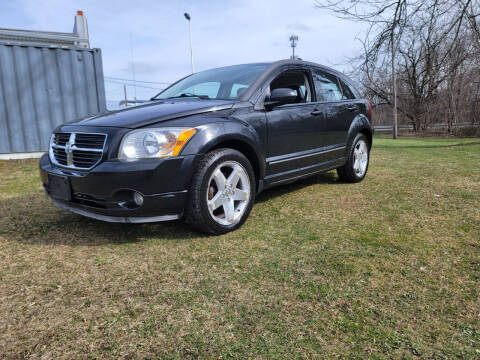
[269,71,312,103]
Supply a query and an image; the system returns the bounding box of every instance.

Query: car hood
[72,99,235,128]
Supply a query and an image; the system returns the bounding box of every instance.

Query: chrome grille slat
[51,144,103,152]
[72,152,100,158]
[50,132,107,170]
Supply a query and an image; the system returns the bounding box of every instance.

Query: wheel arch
[204,138,263,192]
[346,114,373,151]
[181,120,266,193]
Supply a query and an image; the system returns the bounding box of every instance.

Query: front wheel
[185,148,255,235]
[337,133,370,183]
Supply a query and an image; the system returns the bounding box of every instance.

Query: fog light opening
[133,192,144,206]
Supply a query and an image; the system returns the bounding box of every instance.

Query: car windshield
[152,63,269,100]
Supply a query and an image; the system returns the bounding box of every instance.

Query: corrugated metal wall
[0,42,106,153]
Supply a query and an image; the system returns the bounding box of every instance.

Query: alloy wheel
[206,161,251,226]
[353,139,369,177]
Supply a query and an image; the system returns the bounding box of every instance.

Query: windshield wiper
[167,93,210,100]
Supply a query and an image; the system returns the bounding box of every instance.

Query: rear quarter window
[339,79,356,100]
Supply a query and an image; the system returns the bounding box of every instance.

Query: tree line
[316,0,480,135]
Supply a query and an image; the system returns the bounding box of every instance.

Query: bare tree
[316,0,480,135]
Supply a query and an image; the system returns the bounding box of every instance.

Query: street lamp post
[184,12,195,74]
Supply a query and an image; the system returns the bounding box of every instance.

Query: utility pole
[124,84,128,107]
[184,13,195,73]
[289,35,298,59]
[129,33,137,103]
[391,27,398,139]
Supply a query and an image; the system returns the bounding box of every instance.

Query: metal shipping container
[0,42,106,153]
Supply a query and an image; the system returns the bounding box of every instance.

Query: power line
[104,79,165,91]
[104,76,171,85]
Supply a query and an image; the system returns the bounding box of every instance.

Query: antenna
[289,35,298,59]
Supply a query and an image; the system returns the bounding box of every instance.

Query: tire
[337,133,370,183]
[185,148,255,235]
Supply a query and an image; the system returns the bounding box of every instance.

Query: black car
[39,60,372,234]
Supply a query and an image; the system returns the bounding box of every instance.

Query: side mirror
[265,88,297,108]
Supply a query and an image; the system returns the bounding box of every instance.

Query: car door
[337,77,361,130]
[264,69,326,178]
[311,69,352,151]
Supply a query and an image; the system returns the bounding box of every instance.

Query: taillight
[367,100,373,121]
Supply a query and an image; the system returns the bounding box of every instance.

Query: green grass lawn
[0,137,479,359]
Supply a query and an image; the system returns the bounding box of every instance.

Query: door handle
[346,105,358,112]
[311,109,322,116]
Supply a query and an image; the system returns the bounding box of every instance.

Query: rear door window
[312,70,344,102]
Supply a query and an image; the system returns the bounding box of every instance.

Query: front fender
[181,119,266,180]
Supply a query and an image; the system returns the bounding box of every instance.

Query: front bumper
[39,153,200,222]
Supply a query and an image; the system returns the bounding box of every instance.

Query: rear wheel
[337,133,370,183]
[185,148,255,235]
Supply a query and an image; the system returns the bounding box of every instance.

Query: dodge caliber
[39,60,373,234]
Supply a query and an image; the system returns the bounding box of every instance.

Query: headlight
[118,128,196,160]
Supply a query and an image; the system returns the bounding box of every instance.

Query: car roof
[204,60,346,79]
[268,59,346,77]
[238,59,356,102]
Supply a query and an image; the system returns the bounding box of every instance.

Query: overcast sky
[2,0,367,101]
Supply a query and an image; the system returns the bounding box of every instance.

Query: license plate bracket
[48,174,72,201]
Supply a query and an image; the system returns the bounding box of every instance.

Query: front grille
[74,133,106,149]
[54,133,70,146]
[52,147,68,165]
[50,132,107,170]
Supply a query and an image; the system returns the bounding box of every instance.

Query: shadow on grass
[374,141,480,149]
[256,170,339,204]
[0,194,202,246]
[1,171,341,246]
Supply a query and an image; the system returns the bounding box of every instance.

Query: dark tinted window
[269,70,312,103]
[312,70,343,101]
